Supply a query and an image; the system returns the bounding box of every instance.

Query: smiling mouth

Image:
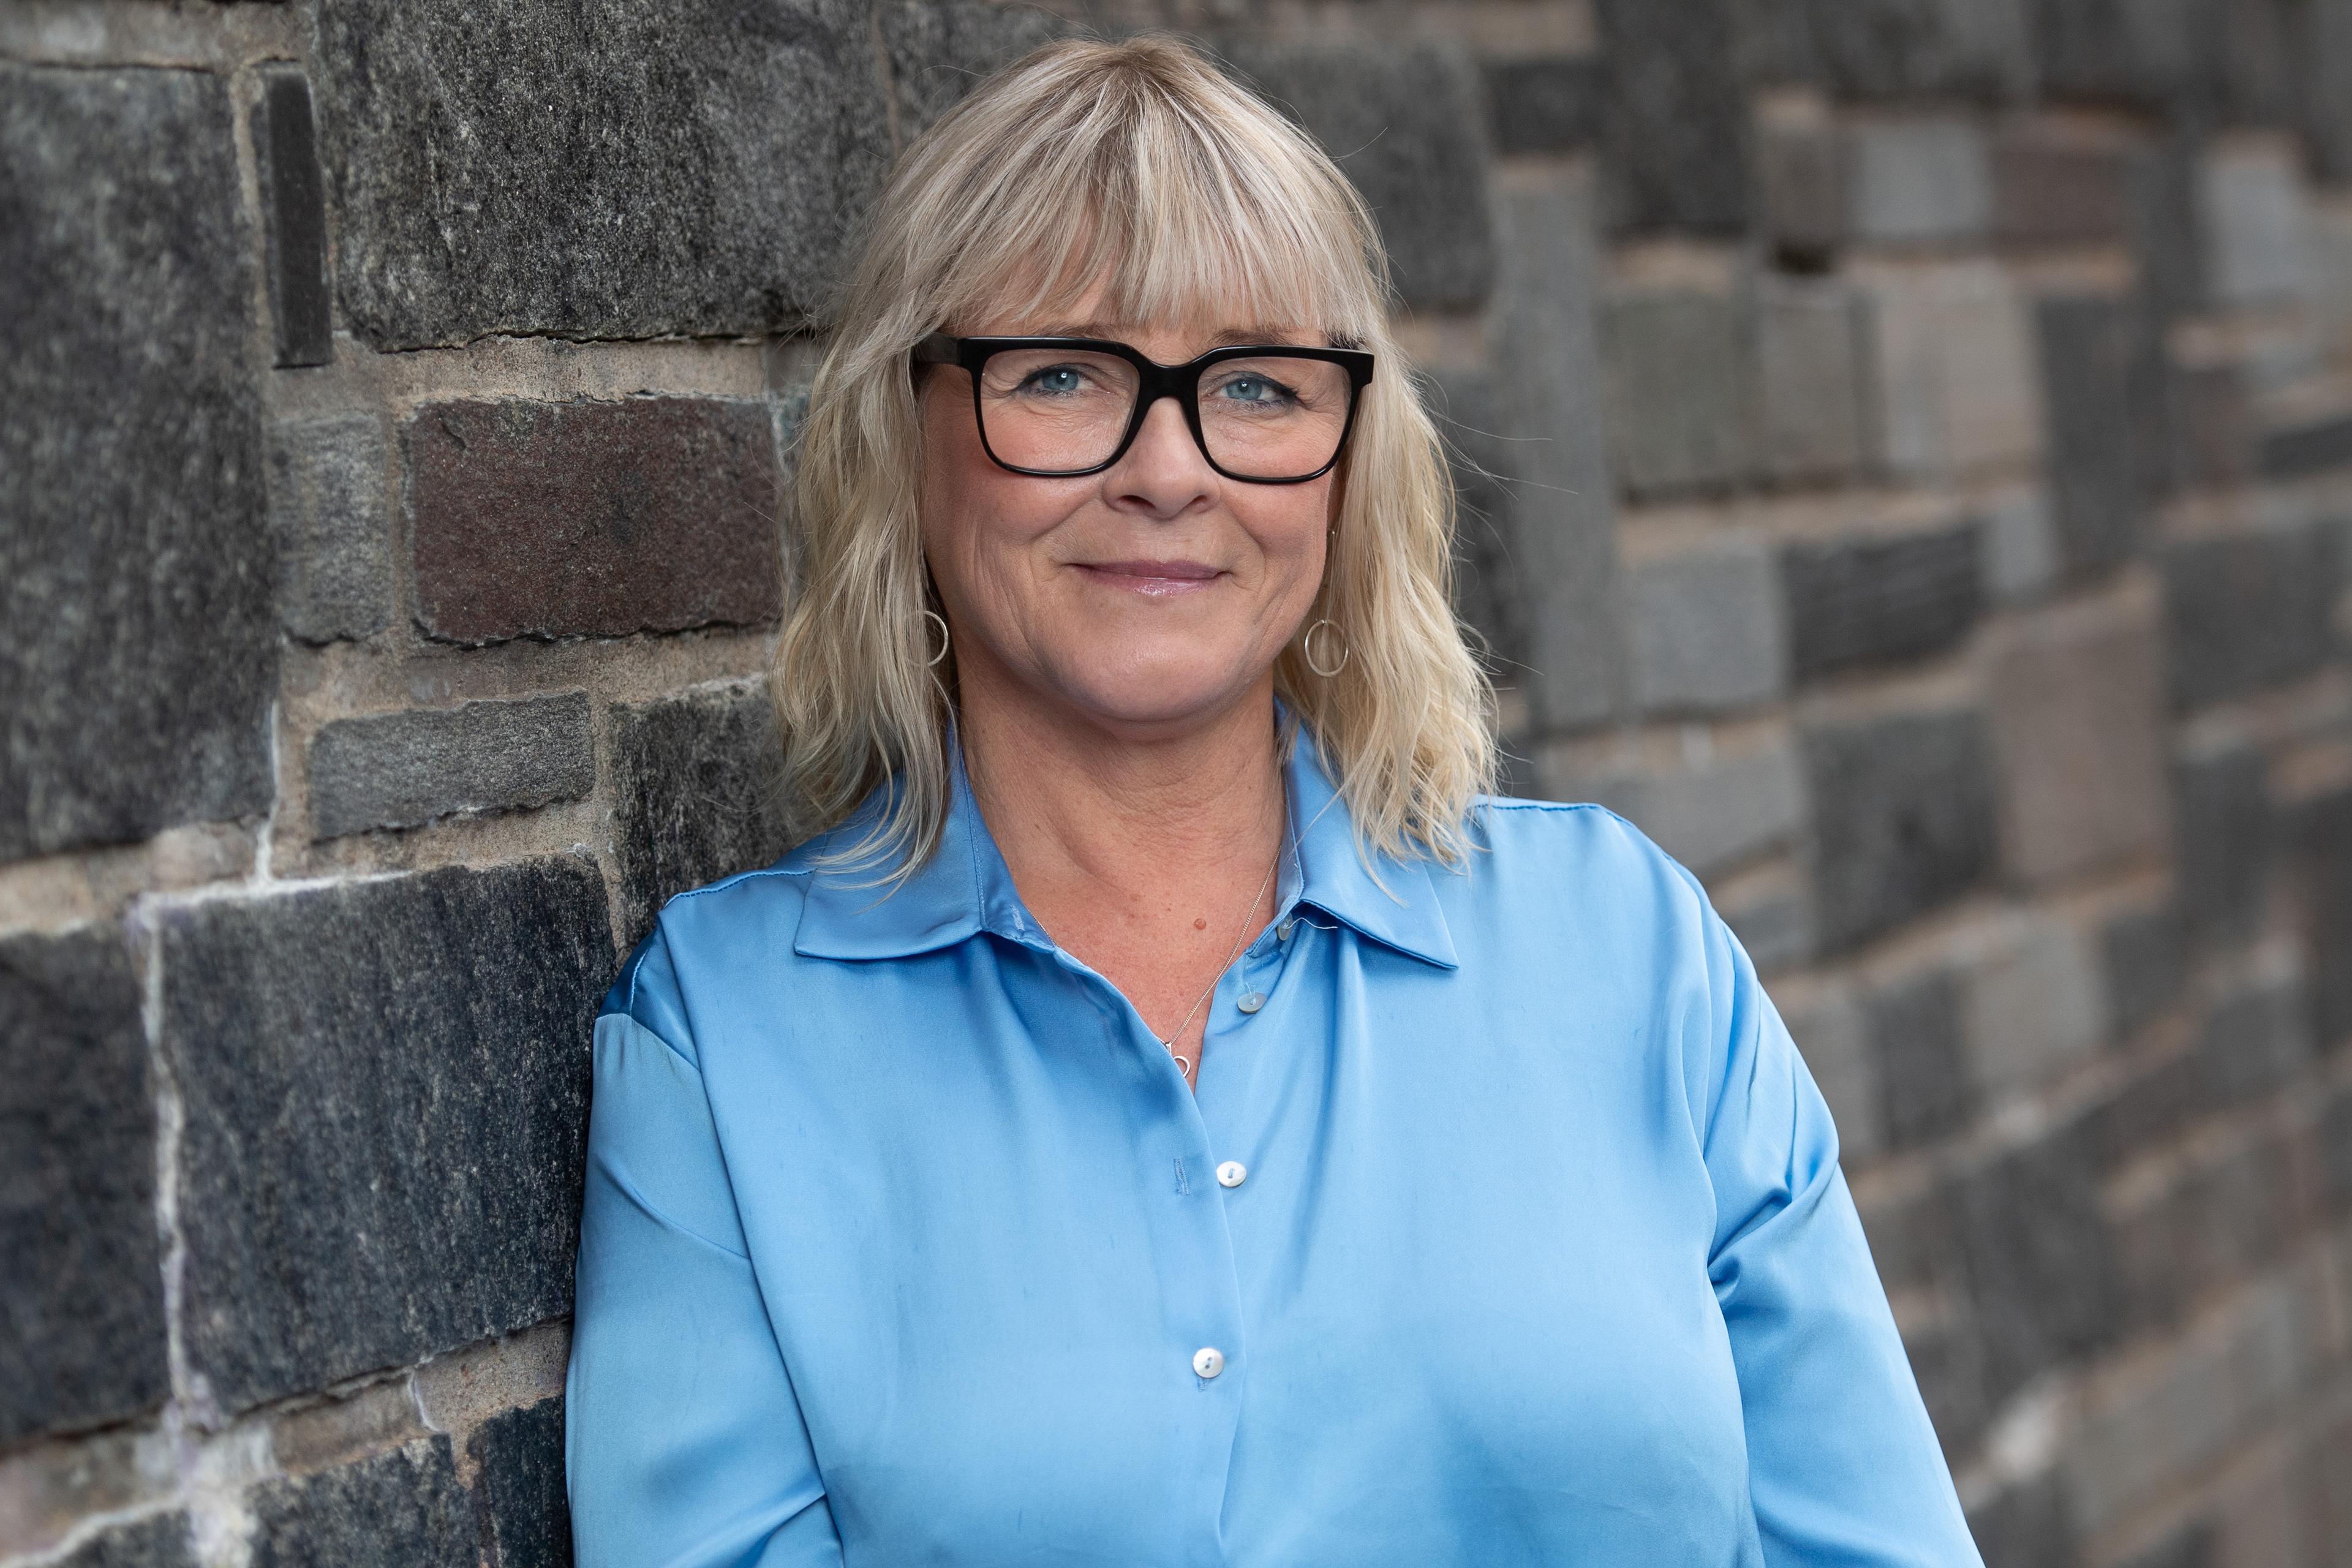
[1072,560,1224,597]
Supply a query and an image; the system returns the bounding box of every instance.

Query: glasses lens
[974,349,1143,472]
[1196,355,1354,480]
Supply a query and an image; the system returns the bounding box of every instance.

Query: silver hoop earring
[922,608,951,668]
[1302,617,1350,678]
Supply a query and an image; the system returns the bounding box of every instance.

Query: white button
[1216,1161,1247,1188]
[1193,1346,1225,1379]
[1237,991,1266,1014]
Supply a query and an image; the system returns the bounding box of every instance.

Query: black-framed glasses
[911,331,1375,484]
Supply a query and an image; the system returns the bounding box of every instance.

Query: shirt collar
[792,712,1458,970]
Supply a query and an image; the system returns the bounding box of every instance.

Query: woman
[565,34,1981,1567]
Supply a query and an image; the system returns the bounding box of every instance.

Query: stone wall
[4,1,2352,1562]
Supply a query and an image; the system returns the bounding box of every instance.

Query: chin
[1055,657,1261,735]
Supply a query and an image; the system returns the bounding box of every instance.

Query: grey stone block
[2160,522,2332,709]
[1589,745,1804,878]
[1595,0,1751,233]
[2173,745,2275,946]
[2035,294,2160,578]
[1992,121,2137,246]
[307,693,595,840]
[1430,368,1529,680]
[469,1398,571,1568]
[255,66,332,368]
[1480,55,1604,154]
[311,0,891,349]
[1,64,277,861]
[1951,1122,2119,1402]
[1779,982,1881,1163]
[1801,709,1999,952]
[2101,902,2187,1041]
[1959,913,2108,1103]
[1854,257,2045,481]
[1980,489,2060,606]
[1226,42,1496,311]
[878,1,1073,145]
[610,683,793,952]
[1965,1477,2076,1568]
[1847,117,1994,246]
[2032,0,2212,112]
[1757,118,1849,263]
[160,857,612,1414]
[1865,968,1975,1149]
[2198,137,2314,311]
[2194,975,2313,1109]
[266,413,393,644]
[56,1512,198,1568]
[1806,0,2035,100]
[2261,411,2352,481]
[1719,881,1815,974]
[1488,170,1623,729]
[1755,276,1871,484]
[0,927,168,1445]
[1600,287,1752,497]
[249,1438,474,1568]
[1780,522,1982,679]
[1985,594,2171,886]
[1626,543,1788,714]
[2288,786,2352,1043]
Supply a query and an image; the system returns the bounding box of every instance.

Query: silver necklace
[1161,834,1283,1082]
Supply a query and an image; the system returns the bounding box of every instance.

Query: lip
[1072,560,1225,598]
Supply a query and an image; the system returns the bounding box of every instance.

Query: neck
[955,675,1288,935]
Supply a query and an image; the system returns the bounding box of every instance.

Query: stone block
[1227,42,1496,311]
[2287,785,2352,1043]
[56,1512,198,1568]
[2173,743,2275,944]
[407,397,784,646]
[1594,0,1751,233]
[2035,293,2165,578]
[1855,258,2045,481]
[2193,974,2313,1109]
[1992,120,2138,246]
[2172,362,2258,488]
[1754,276,1871,484]
[1958,912,2108,1104]
[2032,0,2211,112]
[1488,169,1623,729]
[1480,55,1604,154]
[1756,115,1850,262]
[1600,286,1752,497]
[1581,744,1805,878]
[469,1398,571,1568]
[878,1,1073,145]
[1779,981,1882,1163]
[1804,0,2035,100]
[1625,541,1787,713]
[1980,488,2061,606]
[1951,1121,2119,1402]
[307,693,595,840]
[2160,521,2332,709]
[0,64,277,861]
[1719,878,1815,973]
[1863,967,1975,1150]
[2101,900,2187,1040]
[1985,592,2171,885]
[267,413,393,644]
[1779,520,1982,678]
[2082,1046,2200,1170]
[1430,368,1527,678]
[2304,0,2352,183]
[2198,135,2315,311]
[2318,201,2352,361]
[2261,410,2352,481]
[249,1438,474,1568]
[311,0,890,349]
[1846,116,1994,246]
[1801,707,1999,952]
[160,857,612,1414]
[610,682,793,951]
[255,66,331,368]
[1965,1477,2076,1568]
[0,927,169,1445]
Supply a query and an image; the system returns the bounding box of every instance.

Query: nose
[1103,394,1217,521]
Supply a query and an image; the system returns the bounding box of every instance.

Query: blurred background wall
[6,0,2352,1562]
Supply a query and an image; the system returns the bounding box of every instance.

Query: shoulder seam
[1480,797,1615,815]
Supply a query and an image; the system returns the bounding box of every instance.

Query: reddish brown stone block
[407,398,783,644]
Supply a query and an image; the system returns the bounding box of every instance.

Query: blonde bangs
[773,32,1496,885]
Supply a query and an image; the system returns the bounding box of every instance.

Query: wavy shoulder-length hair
[771,31,1497,880]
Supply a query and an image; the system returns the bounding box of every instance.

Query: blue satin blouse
[564,727,1983,1566]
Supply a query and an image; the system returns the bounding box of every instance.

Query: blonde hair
[772,32,1496,879]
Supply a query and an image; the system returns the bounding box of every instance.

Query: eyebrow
[1017,321,1318,347]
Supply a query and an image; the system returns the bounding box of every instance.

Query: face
[915,290,1340,744]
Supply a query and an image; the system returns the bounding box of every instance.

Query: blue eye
[1021,366,1088,396]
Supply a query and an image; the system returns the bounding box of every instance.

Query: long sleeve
[1682,871,1984,1566]
[565,932,844,1568]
